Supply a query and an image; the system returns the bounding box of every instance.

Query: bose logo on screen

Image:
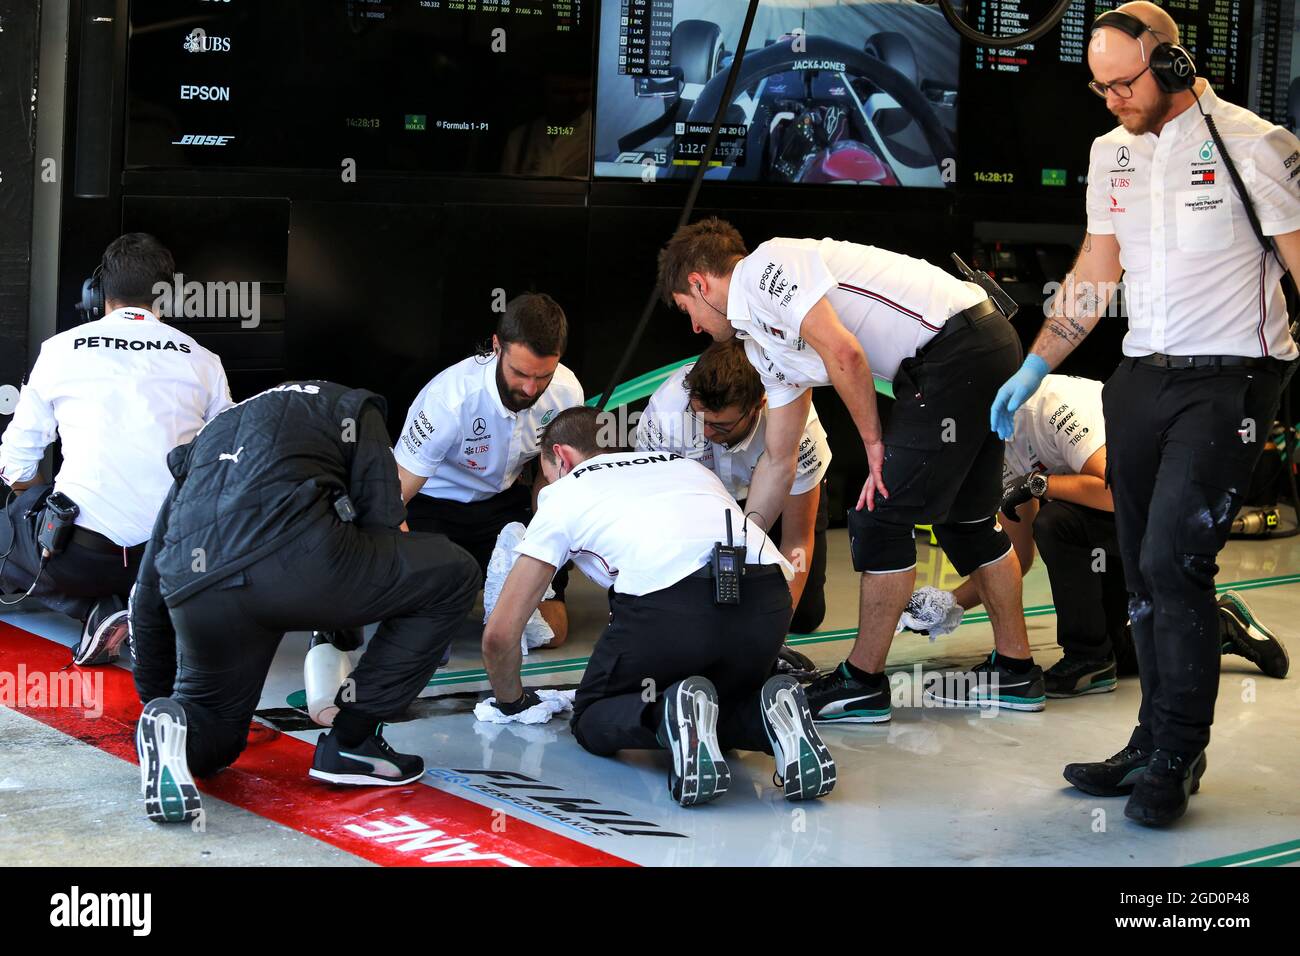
[180,85,231,101]
[171,135,236,146]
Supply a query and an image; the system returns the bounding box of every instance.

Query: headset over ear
[1092,10,1197,94]
[76,261,105,323]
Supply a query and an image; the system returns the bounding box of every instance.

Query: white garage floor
[2,531,1297,867]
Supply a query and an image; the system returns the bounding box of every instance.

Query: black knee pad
[933,515,1012,577]
[846,507,917,574]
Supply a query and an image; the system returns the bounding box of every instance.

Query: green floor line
[306,569,1299,696]
[1188,837,1300,867]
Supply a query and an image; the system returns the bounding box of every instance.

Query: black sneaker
[761,675,836,801]
[660,677,730,806]
[1218,591,1289,679]
[1063,745,1152,796]
[805,663,892,723]
[771,644,818,683]
[137,698,203,824]
[1044,655,1118,698]
[310,724,424,786]
[924,653,1046,711]
[74,595,130,666]
[1124,749,1208,827]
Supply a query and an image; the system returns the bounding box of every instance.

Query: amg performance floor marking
[0,622,632,868]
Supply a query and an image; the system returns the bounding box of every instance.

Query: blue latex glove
[990,355,1050,440]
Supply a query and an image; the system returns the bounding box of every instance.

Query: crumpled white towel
[895,586,964,640]
[483,522,556,656]
[474,689,576,725]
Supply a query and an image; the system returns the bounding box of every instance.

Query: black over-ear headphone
[77,260,105,323]
[1092,10,1197,93]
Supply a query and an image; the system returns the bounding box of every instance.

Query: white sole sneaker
[662,677,730,807]
[762,675,836,801]
[137,698,203,824]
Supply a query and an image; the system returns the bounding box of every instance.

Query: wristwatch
[1028,473,1049,500]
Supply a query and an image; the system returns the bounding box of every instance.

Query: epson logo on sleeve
[171,134,236,146]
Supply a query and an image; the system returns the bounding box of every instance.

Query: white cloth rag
[474,689,576,725]
[895,586,964,640]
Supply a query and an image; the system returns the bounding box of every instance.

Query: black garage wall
[0,1,41,393]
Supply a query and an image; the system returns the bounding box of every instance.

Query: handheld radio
[712,510,745,605]
[37,492,79,559]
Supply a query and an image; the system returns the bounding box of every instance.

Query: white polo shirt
[1085,83,1300,359]
[726,237,987,408]
[0,307,232,546]
[634,362,832,500]
[395,353,585,504]
[1003,374,1107,482]
[516,451,793,596]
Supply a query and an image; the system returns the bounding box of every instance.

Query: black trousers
[848,306,1021,575]
[0,485,143,620]
[1103,358,1288,754]
[407,483,569,600]
[741,479,829,633]
[1032,500,1136,672]
[570,567,791,757]
[146,517,480,777]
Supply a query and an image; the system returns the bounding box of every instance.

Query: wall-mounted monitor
[593,0,960,187]
[126,0,595,178]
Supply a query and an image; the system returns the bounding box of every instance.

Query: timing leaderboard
[959,0,1254,193]
[970,0,1245,90]
[126,0,593,176]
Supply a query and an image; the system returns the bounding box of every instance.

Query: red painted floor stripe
[0,621,633,867]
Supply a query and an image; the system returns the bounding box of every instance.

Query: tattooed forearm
[1044,318,1087,344]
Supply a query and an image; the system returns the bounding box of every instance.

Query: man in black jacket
[130,381,480,824]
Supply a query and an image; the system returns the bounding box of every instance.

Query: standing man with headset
[0,234,231,663]
[990,3,1300,826]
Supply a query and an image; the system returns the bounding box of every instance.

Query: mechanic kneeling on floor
[636,337,833,637]
[396,292,585,648]
[0,233,231,664]
[130,380,481,825]
[480,406,836,807]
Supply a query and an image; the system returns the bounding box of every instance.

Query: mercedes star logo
[473,418,486,436]
[1116,146,1130,167]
